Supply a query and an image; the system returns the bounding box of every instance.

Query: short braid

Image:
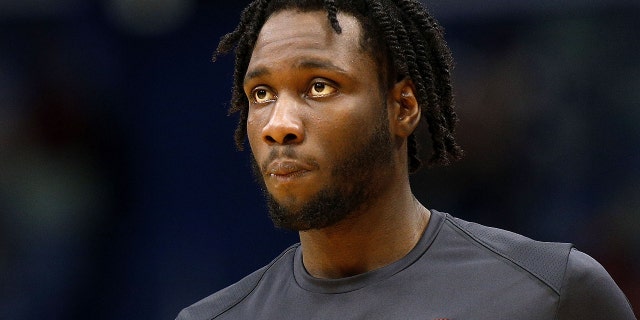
[213,0,264,61]
[323,0,343,33]
[407,133,421,171]
[213,0,270,150]
[368,0,407,76]
[369,0,432,171]
[396,0,462,165]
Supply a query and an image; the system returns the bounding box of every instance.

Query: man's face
[244,10,396,230]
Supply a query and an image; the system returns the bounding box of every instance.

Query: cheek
[246,113,263,151]
[333,97,384,135]
[315,111,369,152]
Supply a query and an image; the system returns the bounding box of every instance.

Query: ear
[388,78,420,138]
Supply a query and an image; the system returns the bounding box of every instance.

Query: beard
[251,110,394,231]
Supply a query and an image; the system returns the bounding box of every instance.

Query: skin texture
[245,10,430,279]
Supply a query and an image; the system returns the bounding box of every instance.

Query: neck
[298,183,430,279]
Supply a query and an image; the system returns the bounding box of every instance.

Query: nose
[262,94,304,145]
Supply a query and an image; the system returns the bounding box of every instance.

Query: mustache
[258,146,319,174]
[262,146,296,171]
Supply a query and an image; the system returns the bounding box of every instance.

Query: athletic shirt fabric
[176,210,636,319]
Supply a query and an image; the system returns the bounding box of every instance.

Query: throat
[299,203,430,279]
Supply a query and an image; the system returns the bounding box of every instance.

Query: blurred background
[0,0,638,319]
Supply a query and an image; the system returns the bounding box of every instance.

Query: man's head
[215,0,463,171]
[214,0,463,230]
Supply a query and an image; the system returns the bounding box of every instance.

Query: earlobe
[390,78,421,138]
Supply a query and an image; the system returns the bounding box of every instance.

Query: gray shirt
[176,210,636,319]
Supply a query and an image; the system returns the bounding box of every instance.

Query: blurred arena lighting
[0,0,86,19]
[424,0,640,19]
[104,0,196,36]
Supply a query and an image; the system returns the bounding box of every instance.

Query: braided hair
[214,0,463,172]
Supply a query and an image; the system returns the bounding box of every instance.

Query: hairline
[253,7,394,92]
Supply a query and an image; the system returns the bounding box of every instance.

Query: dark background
[0,0,638,319]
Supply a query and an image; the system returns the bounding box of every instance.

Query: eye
[250,87,277,104]
[308,81,337,98]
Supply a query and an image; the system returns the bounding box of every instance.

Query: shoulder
[441,212,635,319]
[443,213,572,294]
[175,244,299,320]
[556,248,636,319]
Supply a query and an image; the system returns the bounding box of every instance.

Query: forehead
[246,10,373,79]
[258,9,361,43]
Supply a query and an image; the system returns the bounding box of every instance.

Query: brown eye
[308,81,337,97]
[252,88,276,103]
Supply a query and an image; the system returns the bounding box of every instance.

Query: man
[177,0,636,319]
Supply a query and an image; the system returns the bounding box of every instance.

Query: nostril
[282,133,298,144]
[265,135,277,144]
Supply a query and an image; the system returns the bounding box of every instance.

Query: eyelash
[307,80,337,98]
[249,87,276,104]
[248,79,338,104]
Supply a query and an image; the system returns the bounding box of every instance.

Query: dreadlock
[213,0,463,172]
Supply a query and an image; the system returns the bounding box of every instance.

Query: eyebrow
[244,67,271,84]
[244,59,348,84]
[296,60,348,74]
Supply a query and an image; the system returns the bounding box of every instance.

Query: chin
[265,187,355,232]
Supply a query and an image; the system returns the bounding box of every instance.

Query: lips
[265,160,314,179]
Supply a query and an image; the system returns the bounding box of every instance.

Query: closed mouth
[266,160,314,179]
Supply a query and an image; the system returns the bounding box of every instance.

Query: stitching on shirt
[444,214,570,296]
[211,244,301,319]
